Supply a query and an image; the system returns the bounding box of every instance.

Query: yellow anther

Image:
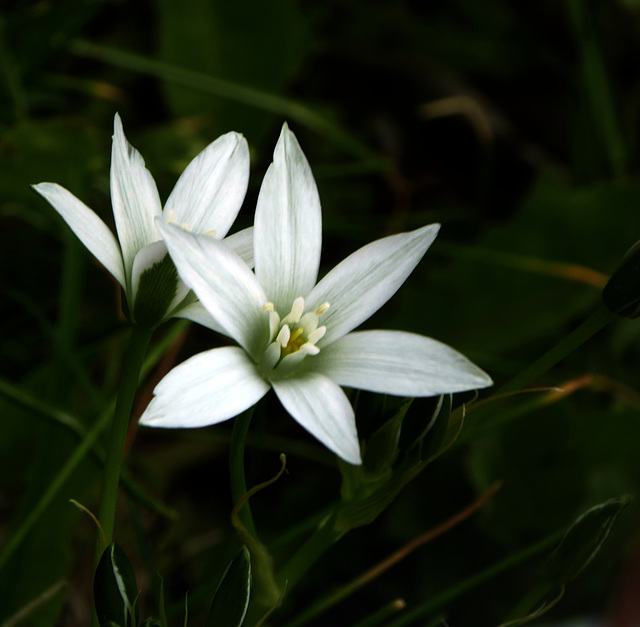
[315,302,330,316]
[263,302,275,312]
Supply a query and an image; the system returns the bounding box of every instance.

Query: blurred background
[3,0,640,625]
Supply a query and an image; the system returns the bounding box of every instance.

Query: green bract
[139,124,492,464]
[34,114,253,328]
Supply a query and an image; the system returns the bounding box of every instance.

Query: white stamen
[283,296,305,324]
[276,324,290,348]
[261,297,332,375]
[299,343,320,356]
[308,326,326,345]
[299,312,318,334]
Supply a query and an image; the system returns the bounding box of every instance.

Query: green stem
[229,407,257,537]
[69,39,387,167]
[496,303,615,396]
[566,0,626,180]
[0,411,108,572]
[97,324,152,547]
[275,514,343,593]
[383,530,564,627]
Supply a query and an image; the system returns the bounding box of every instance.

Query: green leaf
[133,253,179,328]
[603,240,640,318]
[93,543,139,627]
[204,546,252,627]
[363,398,412,476]
[545,495,631,585]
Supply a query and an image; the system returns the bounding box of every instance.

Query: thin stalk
[566,0,626,180]
[283,483,501,627]
[68,39,387,167]
[0,410,108,572]
[383,530,564,627]
[275,514,343,592]
[351,599,406,627]
[97,324,153,547]
[496,303,615,396]
[229,407,257,537]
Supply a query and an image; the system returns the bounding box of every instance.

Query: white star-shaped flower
[140,124,492,464]
[33,114,253,328]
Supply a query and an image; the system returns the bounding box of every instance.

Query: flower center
[259,296,330,376]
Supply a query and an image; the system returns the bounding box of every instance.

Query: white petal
[175,301,229,335]
[254,124,322,311]
[224,226,254,268]
[158,222,268,358]
[311,330,492,396]
[140,347,270,428]
[307,224,440,345]
[32,182,126,288]
[272,372,361,464]
[110,114,162,281]
[164,132,250,237]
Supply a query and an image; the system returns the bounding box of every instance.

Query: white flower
[33,114,253,328]
[139,124,492,464]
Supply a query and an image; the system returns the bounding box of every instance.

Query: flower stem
[275,514,343,592]
[229,406,257,537]
[496,303,616,396]
[97,324,152,548]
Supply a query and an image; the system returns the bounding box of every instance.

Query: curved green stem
[229,407,257,537]
[97,324,152,547]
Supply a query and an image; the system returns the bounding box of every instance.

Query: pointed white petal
[140,347,270,428]
[307,224,440,344]
[110,114,162,280]
[311,330,492,396]
[175,301,230,336]
[224,226,254,268]
[164,132,250,237]
[158,222,268,358]
[254,124,322,311]
[33,182,126,288]
[272,372,361,464]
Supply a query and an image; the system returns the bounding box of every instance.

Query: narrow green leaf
[205,546,252,627]
[133,254,179,328]
[363,398,412,476]
[545,495,631,585]
[94,543,140,627]
[603,240,640,318]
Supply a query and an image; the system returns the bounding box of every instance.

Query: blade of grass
[68,39,389,168]
[566,0,626,179]
[383,530,564,627]
[0,321,189,569]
